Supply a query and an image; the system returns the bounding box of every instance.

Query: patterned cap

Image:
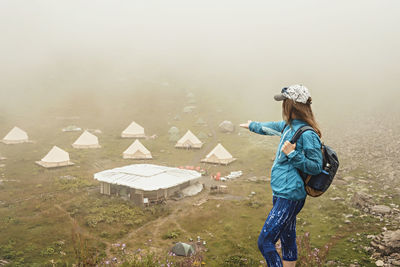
[274,84,311,104]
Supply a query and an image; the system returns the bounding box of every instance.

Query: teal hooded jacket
[249,119,323,200]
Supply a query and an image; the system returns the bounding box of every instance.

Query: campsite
[1,1,400,266]
[1,85,399,266]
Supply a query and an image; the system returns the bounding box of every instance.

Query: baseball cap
[274,84,311,104]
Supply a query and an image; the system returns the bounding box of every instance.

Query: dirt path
[54,203,112,250]
[106,188,212,257]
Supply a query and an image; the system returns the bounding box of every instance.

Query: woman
[240,85,323,267]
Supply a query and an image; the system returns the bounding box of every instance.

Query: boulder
[352,192,373,209]
[372,230,400,256]
[371,205,391,215]
[219,120,235,133]
[382,230,400,253]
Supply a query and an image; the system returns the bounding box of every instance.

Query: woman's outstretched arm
[240,120,286,136]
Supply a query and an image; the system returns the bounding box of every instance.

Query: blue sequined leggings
[258,196,305,266]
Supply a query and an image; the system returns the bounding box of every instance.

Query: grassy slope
[0,85,389,266]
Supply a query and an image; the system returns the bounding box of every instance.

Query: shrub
[297,232,331,267]
[223,254,260,266]
[162,229,181,240]
[71,221,101,266]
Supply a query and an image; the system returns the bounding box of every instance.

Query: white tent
[121,121,146,138]
[201,143,236,165]
[36,146,74,168]
[2,126,29,144]
[72,130,101,148]
[123,139,152,159]
[175,130,203,149]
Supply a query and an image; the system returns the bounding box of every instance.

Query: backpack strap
[290,126,315,144]
[281,124,288,134]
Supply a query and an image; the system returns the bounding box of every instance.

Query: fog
[1,0,400,121]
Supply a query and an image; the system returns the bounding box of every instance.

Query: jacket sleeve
[286,131,323,175]
[248,120,286,136]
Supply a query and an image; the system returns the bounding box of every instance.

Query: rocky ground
[324,114,400,266]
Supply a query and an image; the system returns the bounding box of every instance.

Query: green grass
[0,87,388,266]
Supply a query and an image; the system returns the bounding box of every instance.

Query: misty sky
[0,0,399,116]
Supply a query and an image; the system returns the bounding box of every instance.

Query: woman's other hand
[240,120,252,129]
[282,141,296,155]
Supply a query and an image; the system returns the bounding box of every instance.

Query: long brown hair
[282,98,322,138]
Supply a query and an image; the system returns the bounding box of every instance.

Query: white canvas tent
[123,139,152,159]
[201,143,236,165]
[72,130,101,149]
[175,130,203,149]
[121,121,146,138]
[36,146,74,168]
[2,126,29,144]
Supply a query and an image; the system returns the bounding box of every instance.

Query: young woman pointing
[240,85,323,267]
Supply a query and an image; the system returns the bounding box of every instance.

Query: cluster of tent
[1,119,237,168]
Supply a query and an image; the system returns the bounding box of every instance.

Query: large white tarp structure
[121,121,146,138]
[201,143,236,165]
[2,126,29,144]
[175,130,203,149]
[94,164,201,191]
[36,146,74,168]
[72,130,101,148]
[123,139,152,159]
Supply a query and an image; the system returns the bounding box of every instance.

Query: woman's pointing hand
[240,120,252,129]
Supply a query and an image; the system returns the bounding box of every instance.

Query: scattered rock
[371,205,391,215]
[247,176,257,182]
[330,197,344,201]
[333,179,347,186]
[375,260,384,266]
[383,185,390,190]
[392,260,400,266]
[343,176,355,182]
[371,230,400,256]
[352,192,373,209]
[59,175,76,180]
